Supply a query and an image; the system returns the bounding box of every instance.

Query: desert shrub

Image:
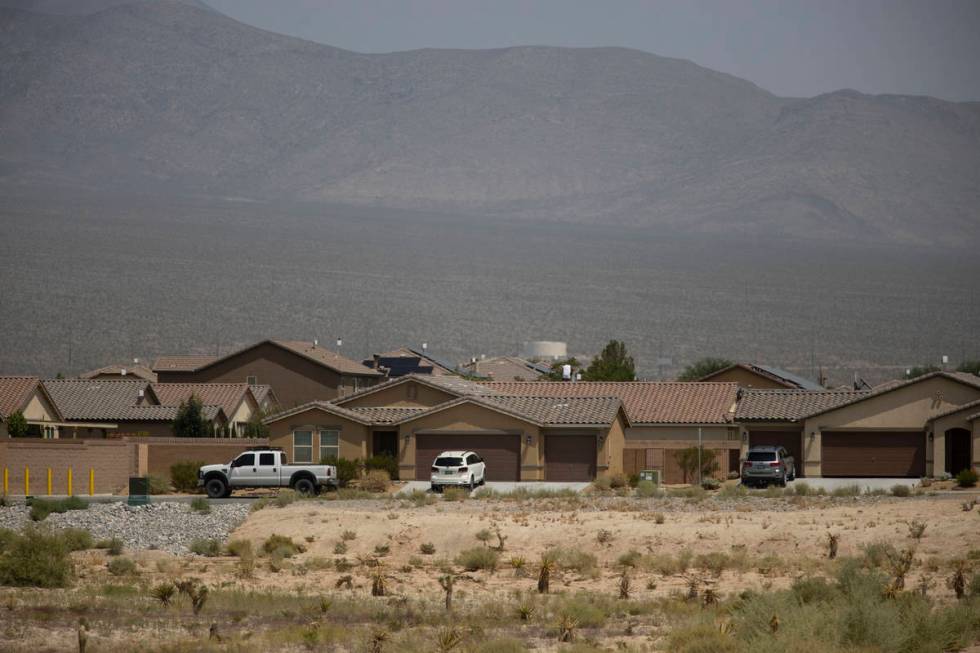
[555,593,611,628]
[443,487,468,502]
[58,528,94,551]
[99,537,124,556]
[28,496,88,521]
[190,497,211,514]
[701,478,720,491]
[274,489,299,508]
[373,543,390,556]
[549,547,598,576]
[364,455,399,480]
[608,472,629,489]
[262,534,301,557]
[322,456,360,488]
[694,551,733,575]
[360,469,390,493]
[341,530,357,541]
[956,468,978,488]
[406,490,437,506]
[226,539,253,558]
[107,556,137,576]
[831,484,862,497]
[969,573,980,597]
[793,482,811,496]
[891,484,911,497]
[860,542,898,569]
[791,576,838,604]
[0,527,74,587]
[169,460,204,493]
[666,621,737,653]
[147,474,170,495]
[719,483,749,498]
[190,539,222,557]
[420,542,436,555]
[455,547,499,572]
[628,473,640,487]
[635,480,661,498]
[333,541,347,554]
[617,550,642,568]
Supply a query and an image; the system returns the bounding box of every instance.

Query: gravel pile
[0,501,250,554]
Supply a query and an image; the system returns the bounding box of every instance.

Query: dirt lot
[2,489,979,652]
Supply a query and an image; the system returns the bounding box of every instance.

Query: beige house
[699,363,824,390]
[0,376,64,438]
[737,372,980,477]
[150,383,277,436]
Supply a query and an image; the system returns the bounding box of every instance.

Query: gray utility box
[638,469,661,485]
[127,476,150,506]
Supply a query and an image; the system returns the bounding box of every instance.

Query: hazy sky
[205,0,980,101]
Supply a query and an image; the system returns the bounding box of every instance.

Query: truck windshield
[747,451,777,462]
[435,457,464,467]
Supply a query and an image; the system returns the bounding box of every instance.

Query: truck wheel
[205,477,228,499]
[293,477,316,496]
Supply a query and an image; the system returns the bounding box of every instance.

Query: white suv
[430,450,486,491]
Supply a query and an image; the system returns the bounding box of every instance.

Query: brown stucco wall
[140,437,271,478]
[267,408,370,463]
[801,376,980,477]
[704,367,791,389]
[623,424,740,483]
[0,439,136,495]
[340,381,455,409]
[395,403,540,480]
[157,342,378,407]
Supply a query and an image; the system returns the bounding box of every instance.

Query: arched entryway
[946,428,972,476]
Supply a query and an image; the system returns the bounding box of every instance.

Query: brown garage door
[415,434,521,481]
[749,430,804,477]
[822,431,925,477]
[546,435,596,481]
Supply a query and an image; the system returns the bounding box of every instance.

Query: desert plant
[673,447,719,484]
[516,599,536,621]
[420,542,436,555]
[475,528,493,545]
[190,538,222,557]
[0,527,74,587]
[653,512,666,524]
[438,574,454,611]
[635,480,660,497]
[364,454,399,480]
[151,581,176,606]
[455,547,499,572]
[956,468,978,488]
[225,539,252,558]
[891,484,911,497]
[907,520,926,540]
[373,543,390,556]
[167,460,205,492]
[147,474,170,495]
[107,557,136,576]
[619,568,631,599]
[341,530,357,541]
[334,541,348,555]
[370,564,389,596]
[537,551,558,594]
[884,547,915,595]
[262,534,302,557]
[29,496,88,521]
[509,556,527,577]
[596,529,614,545]
[189,497,211,514]
[176,579,208,614]
[59,528,93,552]
[102,537,124,556]
[949,560,967,599]
[443,487,468,502]
[826,533,840,559]
[793,482,811,496]
[335,574,353,589]
[322,456,360,488]
[556,612,579,642]
[361,469,391,493]
[436,626,463,652]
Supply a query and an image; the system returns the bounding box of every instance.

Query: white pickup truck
[197,448,337,498]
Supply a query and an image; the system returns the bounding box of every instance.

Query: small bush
[147,474,170,495]
[169,460,204,493]
[333,541,347,555]
[274,490,299,508]
[226,539,253,557]
[456,547,499,572]
[550,547,598,576]
[364,455,399,480]
[891,484,911,497]
[360,469,391,493]
[107,556,137,576]
[322,456,360,488]
[832,484,862,497]
[635,480,660,498]
[373,543,390,556]
[101,537,124,556]
[628,473,640,487]
[956,468,978,488]
[189,497,211,514]
[190,539,222,557]
[608,472,629,489]
[420,542,436,555]
[0,527,74,587]
[59,528,93,551]
[341,530,357,541]
[591,476,612,492]
[28,496,89,522]
[701,478,720,491]
[443,487,468,502]
[793,482,811,496]
[262,534,302,557]
[791,576,838,604]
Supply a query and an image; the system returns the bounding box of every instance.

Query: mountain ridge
[1,0,978,247]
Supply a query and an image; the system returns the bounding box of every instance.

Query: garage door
[415,434,521,481]
[749,430,804,477]
[546,435,596,481]
[822,431,925,477]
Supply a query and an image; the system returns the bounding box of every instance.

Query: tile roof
[700,363,823,390]
[480,382,738,424]
[262,400,376,426]
[461,356,547,381]
[926,397,980,422]
[43,379,223,422]
[0,376,40,419]
[800,371,980,420]
[333,373,494,406]
[347,407,427,423]
[79,364,158,382]
[152,355,217,372]
[150,383,251,419]
[248,384,277,409]
[735,389,869,421]
[272,340,382,376]
[477,395,623,426]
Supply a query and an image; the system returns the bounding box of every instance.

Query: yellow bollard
[2,467,7,496]
[47,468,52,496]
[89,468,94,496]
[67,467,73,497]
[24,466,29,496]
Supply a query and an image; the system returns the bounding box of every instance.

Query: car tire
[789,468,796,482]
[205,477,227,499]
[468,476,475,491]
[779,473,787,487]
[293,477,316,496]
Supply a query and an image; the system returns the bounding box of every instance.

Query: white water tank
[525,341,567,360]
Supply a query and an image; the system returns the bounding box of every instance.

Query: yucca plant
[557,613,579,642]
[436,626,463,652]
[150,582,175,606]
[619,568,631,599]
[826,532,839,559]
[537,552,558,594]
[438,574,454,611]
[371,564,389,597]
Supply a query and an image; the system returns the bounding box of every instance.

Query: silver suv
[741,446,796,487]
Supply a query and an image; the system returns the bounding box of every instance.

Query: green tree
[956,360,980,377]
[242,410,269,438]
[5,411,28,438]
[907,365,941,379]
[677,357,734,382]
[544,357,581,381]
[582,341,635,381]
[172,394,208,438]
[672,446,719,484]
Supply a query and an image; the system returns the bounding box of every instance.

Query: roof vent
[313,338,319,347]
[121,368,127,376]
[133,357,139,364]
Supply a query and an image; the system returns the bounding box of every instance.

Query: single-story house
[0,376,66,438]
[699,363,824,390]
[153,339,382,407]
[42,379,228,438]
[264,374,630,481]
[79,362,157,382]
[736,372,980,477]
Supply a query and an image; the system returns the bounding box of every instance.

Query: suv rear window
[747,451,777,462]
[435,457,464,467]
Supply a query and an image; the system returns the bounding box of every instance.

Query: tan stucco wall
[930,412,980,476]
[625,425,739,447]
[801,376,980,477]
[267,407,370,462]
[340,381,456,409]
[395,403,539,480]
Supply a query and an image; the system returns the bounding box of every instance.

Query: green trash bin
[127,477,150,506]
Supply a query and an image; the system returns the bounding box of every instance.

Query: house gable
[339,378,458,409]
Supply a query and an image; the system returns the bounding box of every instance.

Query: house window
[319,429,340,462]
[293,430,313,463]
[246,375,257,385]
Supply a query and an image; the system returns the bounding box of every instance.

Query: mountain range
[1,0,978,247]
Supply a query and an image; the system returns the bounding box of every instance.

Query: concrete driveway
[395,480,590,496]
